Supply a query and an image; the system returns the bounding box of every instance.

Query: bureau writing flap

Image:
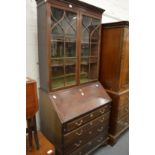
[48,82,111,123]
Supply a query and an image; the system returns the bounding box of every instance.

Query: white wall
[80,0,129,23]
[26,0,40,127]
[26,0,129,129]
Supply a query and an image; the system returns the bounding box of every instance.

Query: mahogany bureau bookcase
[35,0,111,154]
[99,21,129,145]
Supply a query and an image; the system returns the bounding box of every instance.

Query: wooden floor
[26,131,55,155]
[92,131,129,155]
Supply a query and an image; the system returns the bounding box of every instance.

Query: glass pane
[82,16,91,43]
[91,27,99,42]
[66,11,77,30]
[60,16,70,32]
[80,57,98,83]
[90,57,97,64]
[52,78,65,89]
[83,16,91,27]
[52,25,64,35]
[65,58,76,86]
[51,41,64,58]
[82,29,89,43]
[51,8,64,41]
[52,59,64,67]
[65,11,77,43]
[52,26,64,41]
[92,18,100,28]
[60,11,76,37]
[81,43,90,56]
[51,9,77,42]
[51,8,64,22]
[80,58,89,83]
[65,42,76,57]
[90,18,100,56]
[91,42,98,56]
[90,57,98,79]
[52,64,65,89]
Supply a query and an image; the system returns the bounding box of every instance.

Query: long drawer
[63,104,110,133]
[64,112,110,148]
[69,132,108,155]
[64,126,108,154]
[116,114,129,133]
[117,102,129,119]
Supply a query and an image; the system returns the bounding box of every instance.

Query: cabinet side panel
[99,27,123,91]
[39,89,63,154]
[37,4,49,91]
[107,93,119,134]
[119,27,129,91]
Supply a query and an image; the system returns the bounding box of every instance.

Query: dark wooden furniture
[39,82,111,155]
[36,0,112,154]
[26,78,38,119]
[99,21,129,145]
[26,78,40,151]
[26,131,55,155]
[36,0,104,91]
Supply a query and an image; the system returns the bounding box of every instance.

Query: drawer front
[64,122,108,154]
[116,114,129,133]
[118,102,129,119]
[68,133,108,155]
[63,104,110,133]
[64,126,108,154]
[64,112,110,147]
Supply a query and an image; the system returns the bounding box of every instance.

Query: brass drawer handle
[99,117,105,123]
[76,130,83,136]
[97,126,104,132]
[75,120,83,126]
[100,109,105,114]
[74,140,82,147]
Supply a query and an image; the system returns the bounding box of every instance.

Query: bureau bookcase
[99,21,129,145]
[36,0,111,154]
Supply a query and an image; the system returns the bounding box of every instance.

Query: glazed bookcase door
[80,15,100,84]
[50,7,77,90]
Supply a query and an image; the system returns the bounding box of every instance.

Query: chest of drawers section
[108,91,129,144]
[39,82,111,155]
[63,106,111,154]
